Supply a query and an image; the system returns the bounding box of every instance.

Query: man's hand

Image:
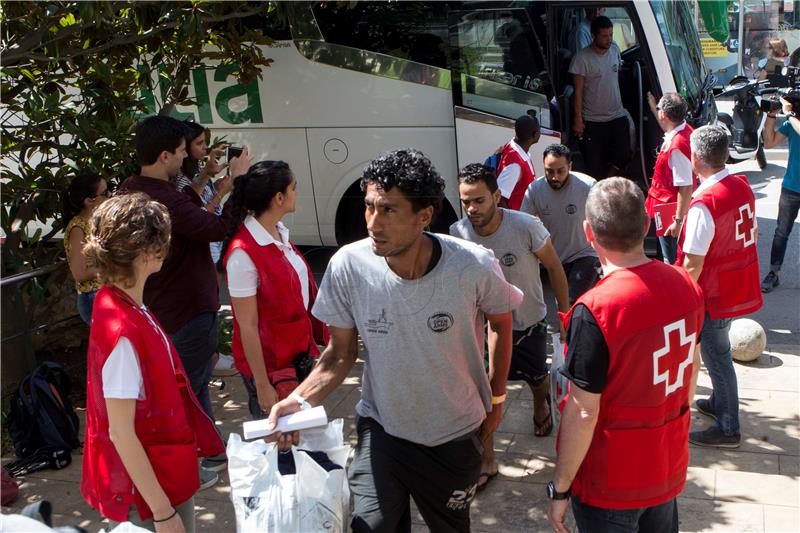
[548,499,571,533]
[229,146,252,178]
[265,397,303,451]
[663,219,682,238]
[479,403,504,442]
[573,117,585,139]
[154,512,186,533]
[782,97,793,115]
[647,91,658,115]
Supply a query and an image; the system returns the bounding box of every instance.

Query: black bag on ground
[6,362,81,458]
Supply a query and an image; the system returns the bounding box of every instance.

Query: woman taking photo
[62,173,110,324]
[81,193,224,532]
[220,161,328,419]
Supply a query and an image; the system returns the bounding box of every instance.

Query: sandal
[476,470,498,492]
[534,393,553,437]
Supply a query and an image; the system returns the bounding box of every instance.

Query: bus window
[605,7,639,52]
[451,9,552,128]
[312,3,449,69]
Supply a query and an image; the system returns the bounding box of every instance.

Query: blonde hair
[83,193,171,287]
[769,38,789,58]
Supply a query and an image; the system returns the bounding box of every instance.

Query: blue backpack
[7,362,81,458]
[483,153,502,175]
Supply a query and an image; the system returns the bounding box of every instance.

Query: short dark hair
[658,93,688,124]
[591,15,613,35]
[585,177,648,252]
[135,116,186,166]
[515,114,540,143]
[542,143,573,162]
[458,163,498,193]
[360,149,445,215]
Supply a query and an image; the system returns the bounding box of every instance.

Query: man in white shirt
[496,114,542,210]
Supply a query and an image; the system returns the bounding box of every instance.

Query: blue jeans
[769,187,800,271]
[572,497,678,533]
[699,314,739,436]
[168,312,218,421]
[76,290,96,325]
[658,236,678,265]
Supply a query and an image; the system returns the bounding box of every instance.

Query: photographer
[761,96,800,293]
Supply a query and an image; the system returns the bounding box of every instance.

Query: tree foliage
[0,1,276,274]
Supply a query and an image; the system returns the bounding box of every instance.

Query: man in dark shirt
[120,116,251,483]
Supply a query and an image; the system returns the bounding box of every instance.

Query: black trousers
[349,416,483,533]
[579,116,631,180]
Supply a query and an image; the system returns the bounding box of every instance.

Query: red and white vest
[223,226,328,381]
[497,141,536,210]
[677,174,763,319]
[645,124,694,217]
[81,286,224,522]
[559,260,704,510]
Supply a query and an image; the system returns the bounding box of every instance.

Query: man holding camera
[762,96,800,293]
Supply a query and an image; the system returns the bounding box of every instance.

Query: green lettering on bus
[214,64,264,124]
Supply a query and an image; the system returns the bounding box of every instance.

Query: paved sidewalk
[2,158,798,532]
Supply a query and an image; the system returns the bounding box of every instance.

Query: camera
[227,146,243,160]
[760,66,800,113]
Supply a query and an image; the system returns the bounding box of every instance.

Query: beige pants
[107,497,196,533]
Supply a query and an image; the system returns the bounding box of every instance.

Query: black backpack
[7,362,81,458]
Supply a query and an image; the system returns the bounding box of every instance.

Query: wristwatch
[547,481,572,500]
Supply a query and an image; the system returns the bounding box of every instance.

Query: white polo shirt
[497,138,535,199]
[226,216,309,308]
[682,168,731,256]
[661,122,694,187]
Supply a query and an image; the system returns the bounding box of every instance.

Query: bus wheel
[335,182,367,246]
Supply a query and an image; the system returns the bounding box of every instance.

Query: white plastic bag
[550,333,569,430]
[227,419,351,533]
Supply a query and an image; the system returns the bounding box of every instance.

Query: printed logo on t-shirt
[566,204,578,215]
[428,312,454,333]
[500,253,518,267]
[366,309,393,335]
[612,62,619,73]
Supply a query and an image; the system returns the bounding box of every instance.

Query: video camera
[760,65,800,113]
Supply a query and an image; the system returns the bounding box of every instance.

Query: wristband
[673,215,684,224]
[289,392,311,410]
[153,508,177,523]
[491,393,507,405]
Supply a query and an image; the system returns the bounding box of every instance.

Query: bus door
[447,7,560,178]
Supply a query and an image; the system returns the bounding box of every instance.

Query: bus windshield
[650,0,708,113]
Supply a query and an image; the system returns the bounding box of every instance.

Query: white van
[156,1,716,248]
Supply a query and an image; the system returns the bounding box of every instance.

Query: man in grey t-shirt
[267,149,521,533]
[451,163,569,489]
[569,15,630,180]
[521,144,600,326]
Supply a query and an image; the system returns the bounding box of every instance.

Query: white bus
[155,1,716,249]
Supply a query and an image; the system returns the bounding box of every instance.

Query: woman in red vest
[81,193,224,533]
[220,161,328,419]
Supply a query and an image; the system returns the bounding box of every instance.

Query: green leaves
[0,0,276,274]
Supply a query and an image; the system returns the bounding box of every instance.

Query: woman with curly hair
[81,193,223,532]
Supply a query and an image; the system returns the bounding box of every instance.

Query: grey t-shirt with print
[312,233,522,447]
[568,43,627,122]
[450,209,550,331]
[520,173,598,264]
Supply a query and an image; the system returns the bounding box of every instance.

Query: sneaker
[689,426,741,449]
[198,466,219,490]
[212,353,238,377]
[201,452,228,472]
[695,398,717,421]
[761,271,779,293]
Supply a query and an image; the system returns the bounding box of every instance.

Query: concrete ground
[2,156,798,532]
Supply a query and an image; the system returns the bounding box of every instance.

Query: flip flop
[476,470,498,492]
[534,393,553,437]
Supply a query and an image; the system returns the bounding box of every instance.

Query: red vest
[81,286,224,522]
[559,261,704,509]
[645,124,694,217]
[677,174,763,319]
[224,226,328,381]
[498,141,536,210]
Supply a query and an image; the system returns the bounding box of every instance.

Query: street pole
[738,5,745,77]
